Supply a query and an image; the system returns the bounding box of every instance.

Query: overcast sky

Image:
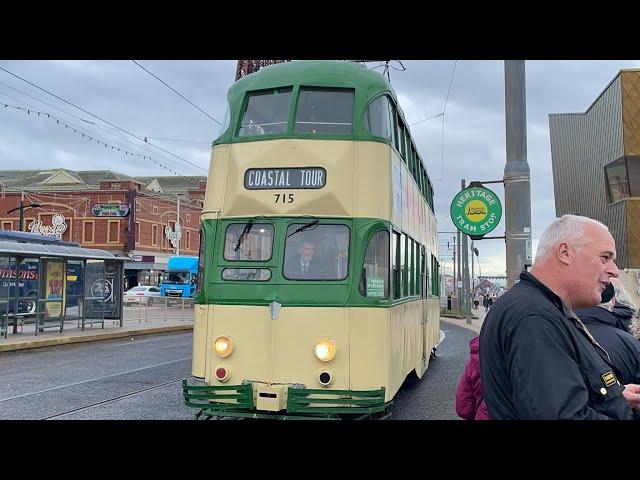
[1,60,638,276]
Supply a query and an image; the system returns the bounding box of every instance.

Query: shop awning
[0,240,124,261]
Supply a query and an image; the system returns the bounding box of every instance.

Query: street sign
[450,186,502,239]
[92,203,130,217]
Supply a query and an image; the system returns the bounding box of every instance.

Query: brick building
[0,169,206,289]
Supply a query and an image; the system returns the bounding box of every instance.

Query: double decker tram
[183,60,441,419]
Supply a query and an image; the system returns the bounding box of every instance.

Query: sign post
[450,186,503,240]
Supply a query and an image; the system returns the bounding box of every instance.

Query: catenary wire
[0,64,207,174]
[131,60,221,126]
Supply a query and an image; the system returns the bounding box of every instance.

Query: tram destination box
[244,167,326,190]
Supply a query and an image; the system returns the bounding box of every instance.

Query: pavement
[441,307,487,334]
[0,304,193,353]
[0,304,485,352]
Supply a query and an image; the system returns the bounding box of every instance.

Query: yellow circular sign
[465,200,488,222]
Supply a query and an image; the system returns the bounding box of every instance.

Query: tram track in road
[0,357,191,404]
[39,378,184,420]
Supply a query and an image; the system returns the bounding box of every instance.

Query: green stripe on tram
[195,217,433,308]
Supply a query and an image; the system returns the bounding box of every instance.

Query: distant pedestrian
[455,336,490,420]
[486,296,493,312]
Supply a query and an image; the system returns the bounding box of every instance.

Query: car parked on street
[123,286,161,306]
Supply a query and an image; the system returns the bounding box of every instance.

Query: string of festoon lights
[1,102,183,176]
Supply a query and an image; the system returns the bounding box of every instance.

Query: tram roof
[232,60,394,98]
[0,239,124,261]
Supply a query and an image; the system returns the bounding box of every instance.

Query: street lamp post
[6,198,41,231]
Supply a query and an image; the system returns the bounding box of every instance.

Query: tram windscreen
[224,223,274,261]
[295,88,354,134]
[238,87,292,136]
[283,224,349,280]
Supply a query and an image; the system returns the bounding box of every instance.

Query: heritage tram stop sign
[450,185,503,240]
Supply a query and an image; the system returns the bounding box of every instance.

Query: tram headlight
[314,339,336,362]
[214,335,234,358]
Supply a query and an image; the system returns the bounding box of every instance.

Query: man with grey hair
[480,214,640,419]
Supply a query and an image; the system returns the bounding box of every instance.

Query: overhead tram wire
[0,101,198,176]
[0,82,199,175]
[0,65,208,174]
[131,60,222,126]
[439,60,458,182]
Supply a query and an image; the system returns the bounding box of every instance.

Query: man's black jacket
[479,270,632,420]
[576,305,640,386]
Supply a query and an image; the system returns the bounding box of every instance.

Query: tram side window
[364,95,392,140]
[283,224,349,280]
[238,87,292,136]
[392,231,401,299]
[420,247,429,298]
[224,223,274,261]
[295,88,354,134]
[359,231,389,299]
[401,234,408,297]
[408,239,415,296]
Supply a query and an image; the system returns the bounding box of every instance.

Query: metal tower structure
[235,60,290,81]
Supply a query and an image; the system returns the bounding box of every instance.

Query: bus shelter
[0,239,125,338]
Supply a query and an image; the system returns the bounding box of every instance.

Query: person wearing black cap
[576,280,640,388]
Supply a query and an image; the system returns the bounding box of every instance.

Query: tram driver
[284,238,330,279]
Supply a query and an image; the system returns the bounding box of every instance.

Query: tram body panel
[204,305,350,389]
[191,304,208,378]
[203,144,230,214]
[222,140,355,218]
[353,142,392,221]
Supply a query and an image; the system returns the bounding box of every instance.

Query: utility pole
[19,191,24,232]
[461,179,472,324]
[452,236,456,312]
[504,60,532,288]
[456,228,461,317]
[471,240,475,292]
[176,194,181,255]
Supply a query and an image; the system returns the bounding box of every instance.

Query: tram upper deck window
[364,95,392,140]
[238,88,292,137]
[283,224,349,280]
[224,223,274,261]
[294,88,354,134]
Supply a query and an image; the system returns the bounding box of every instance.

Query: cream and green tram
[183,60,441,419]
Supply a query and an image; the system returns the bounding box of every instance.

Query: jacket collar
[519,270,567,315]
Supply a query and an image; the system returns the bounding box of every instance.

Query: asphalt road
[0,321,475,420]
[0,331,195,420]
[390,320,477,420]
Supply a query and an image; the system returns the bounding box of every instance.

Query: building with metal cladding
[549,69,640,299]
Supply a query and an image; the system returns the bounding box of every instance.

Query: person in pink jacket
[455,336,490,420]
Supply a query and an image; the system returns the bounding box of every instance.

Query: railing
[123,296,195,323]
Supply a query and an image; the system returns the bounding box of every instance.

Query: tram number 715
[274,193,294,204]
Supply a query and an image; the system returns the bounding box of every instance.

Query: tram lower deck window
[283,224,349,280]
[222,269,271,281]
[359,231,389,299]
[224,223,274,261]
